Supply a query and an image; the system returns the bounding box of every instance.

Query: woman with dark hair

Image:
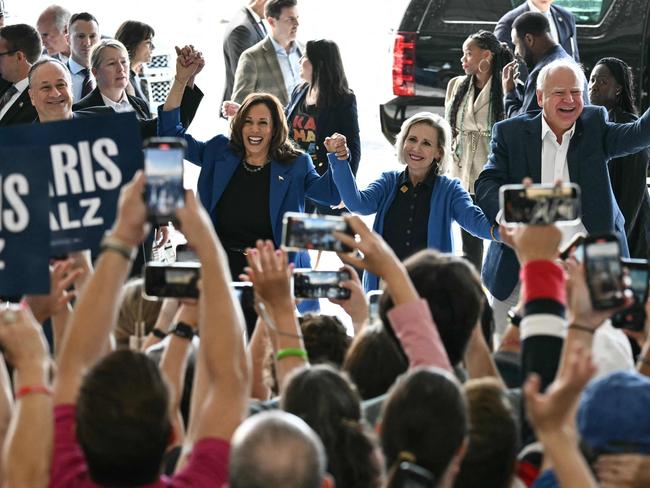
[115,20,155,101]
[159,47,340,277]
[325,112,498,291]
[281,365,382,488]
[444,30,513,271]
[589,57,650,259]
[285,39,360,215]
[381,368,468,488]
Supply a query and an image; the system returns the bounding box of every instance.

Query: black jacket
[73,85,203,139]
[0,87,38,126]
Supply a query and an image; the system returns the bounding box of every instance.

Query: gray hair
[38,5,71,33]
[90,38,129,72]
[230,411,327,488]
[28,57,71,87]
[536,58,586,91]
[395,111,452,175]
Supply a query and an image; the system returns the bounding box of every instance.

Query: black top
[288,96,321,170]
[383,168,436,262]
[214,161,274,278]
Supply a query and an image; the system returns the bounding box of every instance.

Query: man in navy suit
[475,58,650,330]
[221,0,268,114]
[503,12,586,118]
[495,0,579,62]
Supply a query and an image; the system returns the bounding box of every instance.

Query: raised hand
[25,259,83,323]
[324,132,349,160]
[242,240,293,310]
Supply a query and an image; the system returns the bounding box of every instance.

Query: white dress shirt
[269,35,301,101]
[100,91,135,113]
[0,77,28,120]
[68,57,90,103]
[528,0,560,46]
[540,115,587,246]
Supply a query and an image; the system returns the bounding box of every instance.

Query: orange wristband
[15,385,52,400]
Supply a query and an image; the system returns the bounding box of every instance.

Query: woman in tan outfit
[445,30,512,271]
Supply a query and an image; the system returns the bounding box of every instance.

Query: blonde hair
[90,38,129,72]
[394,112,452,175]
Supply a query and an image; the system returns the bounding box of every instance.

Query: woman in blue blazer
[159,51,340,277]
[325,112,498,291]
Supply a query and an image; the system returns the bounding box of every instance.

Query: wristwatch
[169,321,195,340]
[507,309,523,328]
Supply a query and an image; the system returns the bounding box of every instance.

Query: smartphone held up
[500,183,580,226]
[282,212,354,253]
[143,137,186,225]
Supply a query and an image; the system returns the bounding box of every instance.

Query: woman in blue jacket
[159,48,340,277]
[325,112,498,291]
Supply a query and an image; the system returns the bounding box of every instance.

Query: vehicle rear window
[440,0,613,25]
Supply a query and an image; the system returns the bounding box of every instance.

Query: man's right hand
[502,59,519,93]
[499,223,562,264]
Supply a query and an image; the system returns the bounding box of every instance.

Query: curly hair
[448,30,513,136]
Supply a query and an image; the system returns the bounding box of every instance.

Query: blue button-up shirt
[269,36,301,100]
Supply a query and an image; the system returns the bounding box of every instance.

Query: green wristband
[276,348,308,361]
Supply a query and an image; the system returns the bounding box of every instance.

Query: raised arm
[335,215,452,372]
[0,306,52,488]
[176,190,249,445]
[54,171,149,406]
[324,135,386,214]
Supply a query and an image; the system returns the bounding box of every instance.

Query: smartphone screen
[293,270,351,299]
[143,263,199,298]
[144,142,185,223]
[611,259,648,330]
[584,238,625,309]
[282,212,352,252]
[500,184,581,225]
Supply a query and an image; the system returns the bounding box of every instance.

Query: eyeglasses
[0,49,17,57]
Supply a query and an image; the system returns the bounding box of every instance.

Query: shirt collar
[68,57,87,75]
[527,0,551,14]
[541,114,576,144]
[13,77,28,93]
[246,6,263,23]
[100,91,133,112]
[399,167,437,188]
[269,35,298,55]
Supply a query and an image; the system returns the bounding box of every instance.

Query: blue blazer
[328,154,495,291]
[158,107,341,268]
[475,106,650,300]
[494,3,579,62]
[285,83,361,175]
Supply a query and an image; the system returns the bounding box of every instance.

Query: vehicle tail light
[392,31,416,96]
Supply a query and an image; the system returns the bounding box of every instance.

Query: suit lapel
[472,77,492,114]
[567,117,583,183]
[525,115,543,182]
[244,8,265,40]
[269,161,293,233]
[262,38,286,96]
[0,90,26,125]
[210,151,241,212]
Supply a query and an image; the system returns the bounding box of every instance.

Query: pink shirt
[386,298,453,372]
[50,404,229,488]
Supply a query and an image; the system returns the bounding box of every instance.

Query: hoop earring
[478,59,491,74]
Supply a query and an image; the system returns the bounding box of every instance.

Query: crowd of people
[1,0,650,487]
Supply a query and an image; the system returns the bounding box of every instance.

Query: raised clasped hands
[174,45,204,84]
[324,132,350,160]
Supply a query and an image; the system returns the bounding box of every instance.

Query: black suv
[380,0,650,143]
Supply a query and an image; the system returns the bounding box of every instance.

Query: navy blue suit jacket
[285,83,361,175]
[494,3,579,62]
[475,106,650,300]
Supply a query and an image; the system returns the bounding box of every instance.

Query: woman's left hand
[324,133,349,160]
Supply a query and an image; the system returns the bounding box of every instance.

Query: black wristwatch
[152,329,167,340]
[169,321,195,340]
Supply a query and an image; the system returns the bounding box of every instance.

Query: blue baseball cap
[577,371,650,454]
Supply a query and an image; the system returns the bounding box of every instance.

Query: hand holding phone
[583,235,626,310]
[611,258,648,331]
[500,183,581,225]
[282,212,353,252]
[143,137,186,225]
[293,269,351,299]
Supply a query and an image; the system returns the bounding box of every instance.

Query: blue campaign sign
[0,112,143,253]
[0,146,51,296]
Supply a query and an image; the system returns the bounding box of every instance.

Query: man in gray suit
[221,0,268,112]
[231,0,301,106]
